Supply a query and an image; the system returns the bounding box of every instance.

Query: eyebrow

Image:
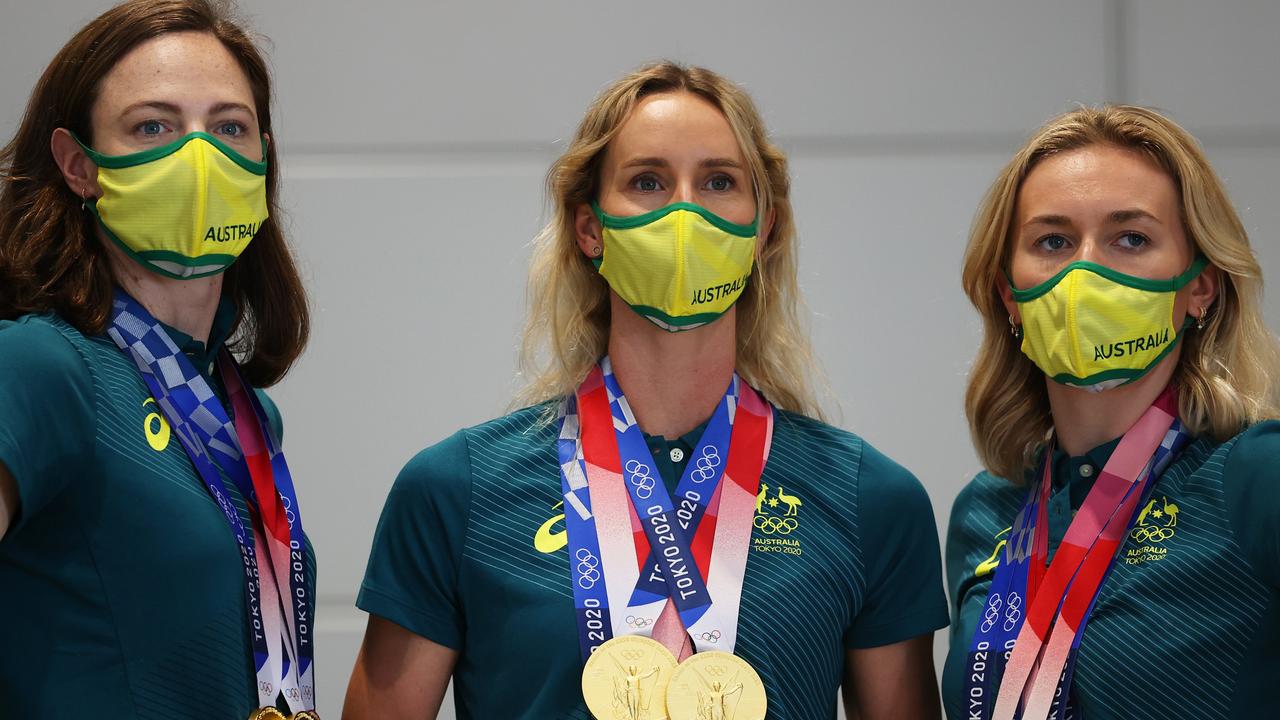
[620,156,744,170]
[119,101,255,116]
[1024,209,1160,227]
[1108,208,1160,224]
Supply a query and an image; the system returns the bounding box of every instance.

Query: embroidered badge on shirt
[1124,496,1180,565]
[752,483,803,556]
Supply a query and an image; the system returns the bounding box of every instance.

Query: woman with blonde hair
[346,61,948,719]
[943,105,1280,719]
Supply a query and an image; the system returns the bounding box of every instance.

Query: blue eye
[632,174,662,193]
[1035,234,1069,252]
[706,174,734,192]
[218,122,245,138]
[1117,232,1149,249]
[138,120,164,136]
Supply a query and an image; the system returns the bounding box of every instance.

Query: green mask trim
[74,131,268,176]
[1048,316,1193,386]
[591,200,757,238]
[589,256,745,327]
[86,202,236,280]
[1011,254,1208,303]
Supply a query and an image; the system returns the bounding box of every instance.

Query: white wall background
[3,1,1278,716]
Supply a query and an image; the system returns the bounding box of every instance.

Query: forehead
[95,31,256,112]
[607,91,743,161]
[1018,144,1178,216]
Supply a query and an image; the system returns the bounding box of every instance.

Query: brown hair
[962,105,1280,480]
[517,62,821,417]
[0,0,308,387]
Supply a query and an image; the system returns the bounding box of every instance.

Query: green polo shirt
[359,404,949,719]
[0,310,316,719]
[943,423,1280,719]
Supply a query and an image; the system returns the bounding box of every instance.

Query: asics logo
[142,398,171,452]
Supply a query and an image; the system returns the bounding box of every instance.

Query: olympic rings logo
[621,649,646,661]
[698,630,722,643]
[625,615,653,628]
[753,515,798,535]
[689,447,722,484]
[576,548,601,589]
[980,594,1003,634]
[1002,591,1022,632]
[281,494,297,529]
[1131,526,1175,544]
[625,459,657,499]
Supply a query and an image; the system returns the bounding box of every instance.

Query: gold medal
[289,712,322,720]
[248,709,286,720]
[582,635,678,720]
[665,651,766,720]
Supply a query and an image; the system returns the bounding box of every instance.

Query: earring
[591,245,602,257]
[1009,315,1022,339]
[1196,306,1207,330]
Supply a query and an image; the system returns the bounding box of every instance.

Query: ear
[998,273,1020,325]
[50,128,101,200]
[574,203,603,259]
[1187,262,1220,322]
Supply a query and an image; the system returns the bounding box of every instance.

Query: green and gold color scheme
[359,406,948,719]
[77,132,269,279]
[1011,256,1207,390]
[593,201,756,332]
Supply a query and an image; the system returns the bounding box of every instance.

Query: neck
[606,294,736,439]
[107,243,222,344]
[1046,351,1181,456]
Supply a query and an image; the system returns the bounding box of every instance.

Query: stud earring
[591,246,602,257]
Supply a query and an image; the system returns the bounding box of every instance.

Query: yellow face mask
[77,132,269,279]
[593,201,757,332]
[1012,256,1208,391]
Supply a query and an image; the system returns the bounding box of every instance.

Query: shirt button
[1079,464,1094,478]
[670,448,685,463]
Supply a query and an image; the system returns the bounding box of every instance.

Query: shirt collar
[157,297,237,376]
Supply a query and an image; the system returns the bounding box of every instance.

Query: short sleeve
[0,318,96,535]
[253,389,284,445]
[1222,421,1280,588]
[356,429,473,650]
[845,441,950,648]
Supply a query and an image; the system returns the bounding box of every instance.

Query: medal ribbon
[558,357,772,661]
[964,385,1187,720]
[108,290,315,712]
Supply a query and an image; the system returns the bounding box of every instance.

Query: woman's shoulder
[0,313,95,391]
[949,469,1025,537]
[772,409,932,508]
[393,403,558,497]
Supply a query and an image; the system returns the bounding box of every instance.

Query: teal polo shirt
[359,404,949,719]
[0,310,315,719]
[943,423,1280,719]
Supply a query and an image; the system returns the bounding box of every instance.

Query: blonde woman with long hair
[346,62,948,719]
[943,105,1280,720]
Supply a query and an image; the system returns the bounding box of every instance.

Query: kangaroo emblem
[776,486,802,517]
[755,483,770,514]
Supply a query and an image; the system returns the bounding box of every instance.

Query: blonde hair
[517,61,820,417]
[963,105,1280,481]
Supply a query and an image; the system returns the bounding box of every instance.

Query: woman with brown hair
[0,1,316,718]
[943,106,1280,719]
[345,62,948,719]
